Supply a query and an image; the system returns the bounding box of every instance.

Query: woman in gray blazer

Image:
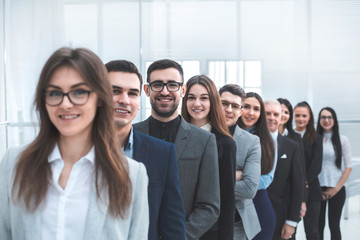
[0,47,148,240]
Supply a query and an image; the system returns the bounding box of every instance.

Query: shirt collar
[294,129,306,138]
[271,130,279,139]
[149,115,181,127]
[48,144,96,165]
[123,127,134,151]
[200,122,212,132]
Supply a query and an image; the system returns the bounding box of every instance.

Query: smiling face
[144,67,185,122]
[241,97,261,129]
[294,106,310,131]
[319,109,334,133]
[280,103,290,125]
[45,67,98,141]
[186,84,210,127]
[109,71,141,132]
[220,91,243,127]
[265,102,281,133]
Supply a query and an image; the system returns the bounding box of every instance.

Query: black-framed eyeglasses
[221,100,242,111]
[43,89,94,106]
[320,116,333,120]
[148,81,183,92]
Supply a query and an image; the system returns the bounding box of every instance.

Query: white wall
[1,0,360,157]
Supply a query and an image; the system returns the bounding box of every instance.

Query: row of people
[0,47,352,240]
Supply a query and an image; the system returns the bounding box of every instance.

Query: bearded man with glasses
[134,59,220,240]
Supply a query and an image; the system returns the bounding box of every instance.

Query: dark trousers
[319,187,346,240]
[303,200,321,240]
[253,189,276,240]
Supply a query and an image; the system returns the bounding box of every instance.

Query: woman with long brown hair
[293,101,322,240]
[182,75,236,240]
[0,47,148,239]
[237,92,276,240]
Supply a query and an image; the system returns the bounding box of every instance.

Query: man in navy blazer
[105,60,186,240]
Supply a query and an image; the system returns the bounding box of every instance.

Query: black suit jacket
[302,133,323,202]
[268,134,304,240]
[201,129,236,240]
[132,130,186,240]
[286,131,307,201]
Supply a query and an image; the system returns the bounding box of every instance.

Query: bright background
[1,1,360,238]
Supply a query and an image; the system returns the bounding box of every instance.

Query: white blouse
[318,132,352,187]
[41,145,95,240]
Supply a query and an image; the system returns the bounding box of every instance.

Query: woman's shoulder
[0,146,27,168]
[340,134,349,142]
[211,129,236,146]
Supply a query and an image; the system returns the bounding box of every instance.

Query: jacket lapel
[174,118,191,160]
[277,134,284,160]
[133,130,149,166]
[135,118,150,135]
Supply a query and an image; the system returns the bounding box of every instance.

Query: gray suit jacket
[134,117,220,240]
[233,126,261,239]
[0,146,149,240]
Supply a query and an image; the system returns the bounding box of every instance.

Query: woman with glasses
[317,107,352,240]
[237,92,276,240]
[0,47,149,240]
[293,101,322,240]
[181,75,236,240]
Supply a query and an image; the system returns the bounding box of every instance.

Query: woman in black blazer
[294,101,323,240]
[182,75,236,240]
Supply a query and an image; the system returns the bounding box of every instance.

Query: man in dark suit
[105,60,186,240]
[133,59,220,240]
[264,100,304,240]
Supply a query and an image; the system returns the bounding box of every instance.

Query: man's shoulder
[179,118,213,138]
[133,129,174,149]
[234,126,259,142]
[133,118,149,129]
[280,134,298,149]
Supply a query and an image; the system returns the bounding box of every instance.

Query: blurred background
[1,0,359,237]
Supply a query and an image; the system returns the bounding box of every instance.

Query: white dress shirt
[318,133,352,187]
[41,145,95,240]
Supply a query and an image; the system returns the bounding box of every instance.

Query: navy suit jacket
[132,130,186,240]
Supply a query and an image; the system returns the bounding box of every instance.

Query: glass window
[208,60,262,94]
[7,125,39,149]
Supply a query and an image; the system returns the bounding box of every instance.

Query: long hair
[238,92,274,174]
[317,107,342,169]
[277,98,295,135]
[294,101,317,144]
[12,47,132,218]
[181,75,232,139]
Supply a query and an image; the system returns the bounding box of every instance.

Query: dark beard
[150,100,178,118]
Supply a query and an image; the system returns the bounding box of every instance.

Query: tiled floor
[295,195,360,239]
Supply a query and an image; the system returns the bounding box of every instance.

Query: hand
[322,193,327,201]
[236,170,243,181]
[299,202,306,218]
[323,187,339,199]
[281,223,295,239]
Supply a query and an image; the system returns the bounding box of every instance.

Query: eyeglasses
[221,100,242,111]
[320,116,333,120]
[148,81,183,92]
[43,89,94,106]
